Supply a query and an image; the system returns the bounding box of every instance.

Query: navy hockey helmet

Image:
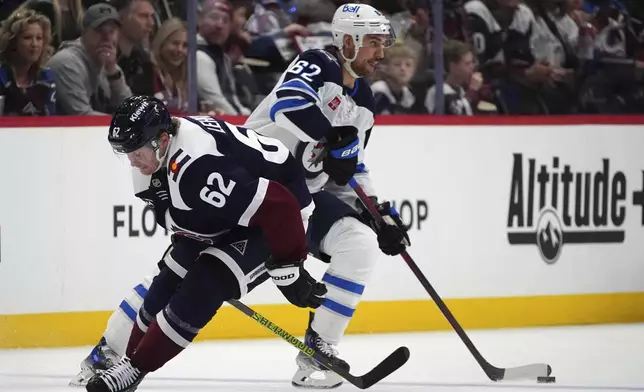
[108,95,173,154]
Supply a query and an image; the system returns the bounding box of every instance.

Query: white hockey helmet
[331,3,396,76]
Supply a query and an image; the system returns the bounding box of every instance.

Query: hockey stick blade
[227,299,410,389]
[486,363,552,381]
[348,346,410,389]
[349,179,553,383]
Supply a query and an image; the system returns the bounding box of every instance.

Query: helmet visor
[362,21,397,48]
[112,139,161,176]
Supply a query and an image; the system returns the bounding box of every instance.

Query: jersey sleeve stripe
[269,98,314,122]
[238,177,269,227]
[276,78,320,102]
[275,89,317,103]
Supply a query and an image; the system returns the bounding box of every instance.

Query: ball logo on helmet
[342,4,360,13]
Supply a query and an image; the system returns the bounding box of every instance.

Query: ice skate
[292,313,349,389]
[69,337,120,387]
[85,357,146,392]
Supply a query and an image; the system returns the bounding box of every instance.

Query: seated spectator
[244,0,291,36]
[151,17,188,114]
[371,43,418,114]
[528,0,580,113]
[197,0,250,114]
[227,0,263,111]
[242,0,325,96]
[16,0,85,49]
[112,0,156,95]
[465,0,556,114]
[56,0,85,45]
[0,9,56,116]
[46,3,132,115]
[426,40,483,115]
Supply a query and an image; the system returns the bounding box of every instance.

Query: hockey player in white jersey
[245,3,410,389]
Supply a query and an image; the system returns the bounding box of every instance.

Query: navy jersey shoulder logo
[168,148,192,182]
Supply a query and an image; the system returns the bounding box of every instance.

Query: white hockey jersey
[465,0,537,66]
[245,49,377,206]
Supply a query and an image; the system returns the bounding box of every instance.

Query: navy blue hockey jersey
[132,116,314,244]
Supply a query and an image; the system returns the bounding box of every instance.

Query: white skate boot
[292,313,349,389]
[69,337,120,387]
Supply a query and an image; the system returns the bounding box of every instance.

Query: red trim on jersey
[249,180,308,262]
[1,115,644,128]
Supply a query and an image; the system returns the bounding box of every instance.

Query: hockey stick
[227,298,410,389]
[348,178,552,382]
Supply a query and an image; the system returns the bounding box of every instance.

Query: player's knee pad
[320,216,380,284]
[313,217,380,344]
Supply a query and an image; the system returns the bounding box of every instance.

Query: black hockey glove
[322,126,360,186]
[359,198,411,256]
[265,257,327,308]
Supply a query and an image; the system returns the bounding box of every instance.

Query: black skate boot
[69,337,120,387]
[85,357,146,392]
[292,313,350,389]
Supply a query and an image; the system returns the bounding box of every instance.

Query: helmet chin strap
[343,60,361,79]
[340,38,362,79]
[153,136,172,173]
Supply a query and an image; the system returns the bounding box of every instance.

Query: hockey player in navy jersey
[245,3,410,388]
[83,96,325,392]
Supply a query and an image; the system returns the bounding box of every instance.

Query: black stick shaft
[348,179,502,380]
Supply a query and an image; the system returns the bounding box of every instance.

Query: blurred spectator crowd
[0,0,642,117]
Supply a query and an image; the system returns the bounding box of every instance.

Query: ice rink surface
[1,323,642,392]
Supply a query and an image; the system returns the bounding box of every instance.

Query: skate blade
[291,368,343,389]
[68,363,109,388]
[68,369,95,387]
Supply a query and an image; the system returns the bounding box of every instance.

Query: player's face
[352,35,387,77]
[127,145,159,175]
[16,23,44,65]
[161,29,188,68]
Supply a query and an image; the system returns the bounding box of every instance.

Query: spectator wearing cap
[46,3,132,115]
[111,0,157,96]
[0,9,56,116]
[197,0,250,114]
